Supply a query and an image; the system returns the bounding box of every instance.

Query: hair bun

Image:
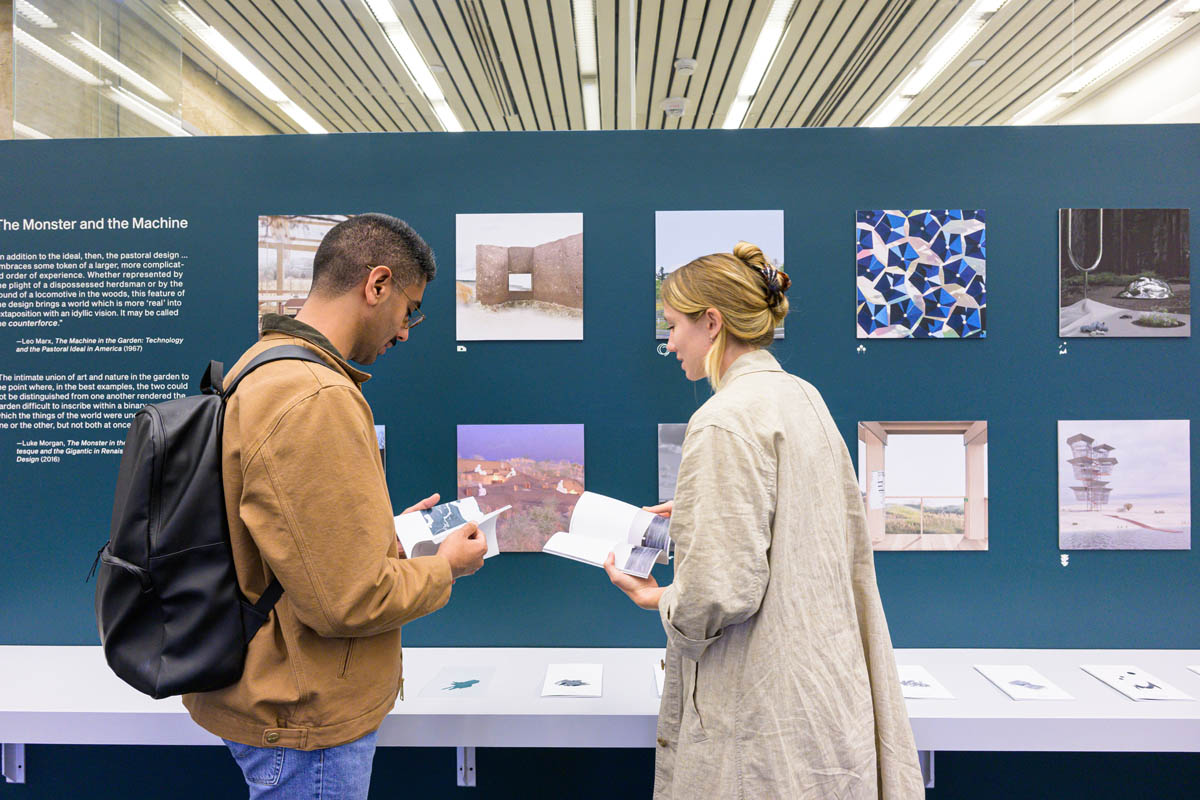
[733,241,789,306]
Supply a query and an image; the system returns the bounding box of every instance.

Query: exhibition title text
[1,217,189,232]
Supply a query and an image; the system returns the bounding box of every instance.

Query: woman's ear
[705,307,723,335]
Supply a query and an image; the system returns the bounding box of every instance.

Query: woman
[605,243,924,798]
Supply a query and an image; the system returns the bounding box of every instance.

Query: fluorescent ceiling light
[365,1,464,132]
[166,2,327,133]
[13,121,51,139]
[863,0,1008,127]
[14,27,102,86]
[15,0,56,29]
[108,87,190,136]
[1010,0,1200,124]
[573,0,600,129]
[722,0,795,129]
[66,32,172,102]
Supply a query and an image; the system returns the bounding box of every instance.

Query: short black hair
[311,213,436,295]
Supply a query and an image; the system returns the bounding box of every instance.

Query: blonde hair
[661,241,790,390]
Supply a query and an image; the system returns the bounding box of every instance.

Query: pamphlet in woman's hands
[542,491,672,578]
[394,496,510,560]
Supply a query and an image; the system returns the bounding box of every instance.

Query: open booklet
[542,492,672,578]
[394,497,510,560]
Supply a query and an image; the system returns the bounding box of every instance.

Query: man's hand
[604,553,666,610]
[400,492,441,516]
[643,501,673,518]
[437,522,487,580]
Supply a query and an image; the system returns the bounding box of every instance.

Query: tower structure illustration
[1066,433,1118,511]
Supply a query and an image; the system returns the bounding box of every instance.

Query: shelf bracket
[2,743,25,784]
[918,750,934,789]
[456,745,476,787]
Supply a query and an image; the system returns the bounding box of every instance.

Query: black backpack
[92,345,334,699]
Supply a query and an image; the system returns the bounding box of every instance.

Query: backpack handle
[201,361,225,395]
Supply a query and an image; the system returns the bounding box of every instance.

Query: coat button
[656,737,669,747]
[265,732,281,744]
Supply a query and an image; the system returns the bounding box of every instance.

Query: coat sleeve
[240,385,453,638]
[658,423,775,661]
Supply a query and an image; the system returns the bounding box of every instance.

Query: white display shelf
[1,646,1198,753]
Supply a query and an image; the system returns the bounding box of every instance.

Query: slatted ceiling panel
[970,0,1174,126]
[644,1,681,129]
[170,0,1191,133]
[550,1,585,132]
[200,0,355,131]
[832,1,953,127]
[934,0,1146,126]
[596,0,617,128]
[527,2,570,129]
[756,1,840,128]
[781,2,885,128]
[902,0,1081,127]
[614,0,633,128]
[677,0,733,129]
[437,3,508,131]
[479,0,536,130]
[289,0,400,130]
[395,3,485,131]
[810,0,921,128]
[708,0,778,129]
[691,0,752,128]
[750,2,819,127]
[347,1,441,131]
[259,0,384,131]
[634,0,660,128]
[664,5,704,130]
[506,3,555,129]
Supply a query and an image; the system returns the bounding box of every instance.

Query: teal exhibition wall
[0,125,1196,653]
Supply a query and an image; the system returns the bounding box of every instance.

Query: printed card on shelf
[542,663,603,697]
[974,665,1074,700]
[1080,665,1194,701]
[897,665,955,699]
[652,658,666,698]
[419,666,497,699]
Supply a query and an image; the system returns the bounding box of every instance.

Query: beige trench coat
[654,349,924,799]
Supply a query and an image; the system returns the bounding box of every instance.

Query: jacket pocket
[337,638,356,679]
[687,659,709,743]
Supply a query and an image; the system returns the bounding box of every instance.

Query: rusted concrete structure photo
[475,233,583,308]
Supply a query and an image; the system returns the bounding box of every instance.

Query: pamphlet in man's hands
[394,497,510,560]
[542,492,672,578]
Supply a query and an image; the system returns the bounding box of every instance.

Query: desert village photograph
[457,424,585,551]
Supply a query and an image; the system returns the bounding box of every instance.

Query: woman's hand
[604,553,666,610]
[643,501,673,518]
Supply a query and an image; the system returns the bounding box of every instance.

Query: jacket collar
[717,348,783,390]
[259,314,372,386]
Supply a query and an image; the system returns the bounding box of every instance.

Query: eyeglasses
[366,264,425,328]
[399,285,425,329]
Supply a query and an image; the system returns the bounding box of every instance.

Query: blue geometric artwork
[856,209,987,338]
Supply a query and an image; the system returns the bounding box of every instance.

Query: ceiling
[168,0,1200,133]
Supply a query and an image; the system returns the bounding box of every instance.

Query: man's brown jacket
[183,317,452,750]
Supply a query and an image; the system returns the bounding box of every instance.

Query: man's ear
[365,266,392,305]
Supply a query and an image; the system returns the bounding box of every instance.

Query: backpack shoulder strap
[222,344,338,400]
[220,344,338,625]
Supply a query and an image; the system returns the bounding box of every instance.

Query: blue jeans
[223,731,378,799]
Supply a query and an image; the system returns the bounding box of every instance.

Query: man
[183,214,487,798]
